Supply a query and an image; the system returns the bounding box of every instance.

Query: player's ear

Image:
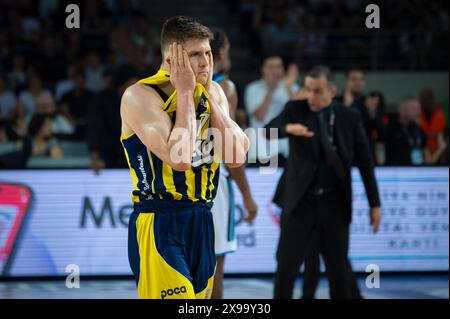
[163,46,171,65]
[165,52,171,65]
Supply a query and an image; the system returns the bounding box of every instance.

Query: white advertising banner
[0,167,448,276]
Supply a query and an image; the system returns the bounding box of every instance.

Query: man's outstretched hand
[285,123,315,137]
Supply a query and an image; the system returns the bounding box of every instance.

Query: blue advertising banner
[0,167,448,276]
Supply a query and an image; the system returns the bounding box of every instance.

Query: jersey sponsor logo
[136,154,150,194]
[160,285,187,299]
[192,113,214,167]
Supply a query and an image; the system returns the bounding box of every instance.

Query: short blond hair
[160,16,213,57]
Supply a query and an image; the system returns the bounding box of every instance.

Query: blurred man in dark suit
[265,65,381,299]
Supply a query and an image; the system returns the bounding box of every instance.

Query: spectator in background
[425,128,448,165]
[0,31,10,73]
[110,0,141,24]
[81,0,112,34]
[64,31,83,65]
[87,65,137,172]
[131,12,158,65]
[335,68,366,109]
[33,34,65,86]
[54,63,77,102]
[359,91,388,165]
[297,12,327,68]
[234,0,264,61]
[442,98,449,129]
[0,75,26,141]
[7,53,28,93]
[0,119,10,143]
[0,118,32,169]
[18,72,52,125]
[84,50,105,93]
[385,97,427,166]
[60,68,94,140]
[0,74,17,121]
[38,0,59,20]
[245,55,299,165]
[28,113,63,159]
[5,9,29,54]
[419,89,446,157]
[262,9,298,59]
[108,24,135,66]
[35,94,74,138]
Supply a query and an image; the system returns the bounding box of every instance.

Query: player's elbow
[243,134,250,153]
[170,162,192,172]
[168,151,193,171]
[226,161,246,169]
[225,150,247,168]
[146,140,193,172]
[231,137,249,167]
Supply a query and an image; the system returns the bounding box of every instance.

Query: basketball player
[209,28,258,299]
[120,16,249,299]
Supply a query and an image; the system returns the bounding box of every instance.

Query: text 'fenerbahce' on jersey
[121,83,220,204]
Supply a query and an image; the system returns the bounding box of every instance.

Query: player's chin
[197,75,208,86]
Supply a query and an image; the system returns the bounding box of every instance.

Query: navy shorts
[128,199,216,299]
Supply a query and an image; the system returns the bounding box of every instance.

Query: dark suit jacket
[265,99,380,224]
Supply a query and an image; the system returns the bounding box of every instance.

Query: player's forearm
[167,91,197,168]
[210,98,249,168]
[228,165,252,198]
[252,91,273,122]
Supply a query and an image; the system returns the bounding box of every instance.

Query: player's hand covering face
[168,42,196,93]
[180,38,213,87]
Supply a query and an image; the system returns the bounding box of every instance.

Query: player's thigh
[135,212,196,299]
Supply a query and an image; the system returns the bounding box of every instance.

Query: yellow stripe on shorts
[135,213,195,299]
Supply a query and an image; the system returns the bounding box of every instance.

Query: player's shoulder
[222,78,237,96]
[211,79,237,94]
[122,82,160,102]
[209,81,226,99]
[222,78,236,89]
[121,83,164,111]
[209,80,223,92]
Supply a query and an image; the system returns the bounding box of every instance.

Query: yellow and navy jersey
[121,84,220,203]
